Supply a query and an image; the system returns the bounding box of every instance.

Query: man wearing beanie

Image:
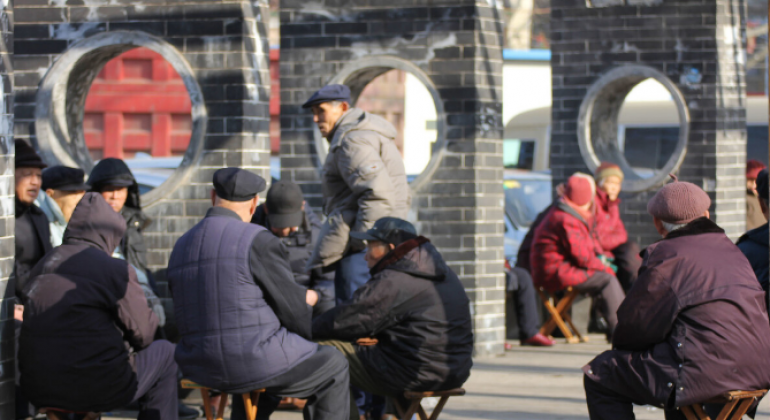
[35,166,88,247]
[738,168,769,306]
[530,173,625,337]
[593,163,641,291]
[13,140,51,298]
[746,159,767,230]
[583,177,770,420]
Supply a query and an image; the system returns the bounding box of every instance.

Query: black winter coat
[14,198,53,298]
[737,222,769,294]
[313,237,473,393]
[19,193,158,412]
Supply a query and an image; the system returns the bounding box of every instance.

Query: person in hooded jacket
[13,140,51,298]
[302,84,410,304]
[313,217,474,420]
[89,158,166,327]
[18,193,178,419]
[529,173,625,337]
[36,166,88,247]
[746,160,767,231]
[583,178,770,420]
[252,180,335,316]
[738,168,769,307]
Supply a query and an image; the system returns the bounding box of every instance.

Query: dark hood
[371,237,448,281]
[738,222,769,248]
[88,158,141,210]
[63,192,127,254]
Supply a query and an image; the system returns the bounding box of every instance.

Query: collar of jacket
[328,108,364,151]
[660,217,724,242]
[206,206,243,221]
[121,206,151,230]
[15,196,42,218]
[738,222,769,247]
[595,189,620,211]
[556,199,594,229]
[370,236,430,276]
[36,192,66,226]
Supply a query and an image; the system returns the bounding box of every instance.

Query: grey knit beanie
[647,176,711,224]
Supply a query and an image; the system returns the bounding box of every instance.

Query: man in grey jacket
[303,84,410,304]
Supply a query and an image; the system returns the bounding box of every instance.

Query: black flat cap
[15,140,47,169]
[213,168,266,202]
[266,181,304,228]
[350,217,417,246]
[757,168,768,201]
[302,84,351,109]
[42,166,88,191]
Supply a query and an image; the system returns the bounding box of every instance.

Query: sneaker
[521,333,556,347]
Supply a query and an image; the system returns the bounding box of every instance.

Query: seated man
[36,165,87,247]
[738,168,769,301]
[168,168,349,420]
[530,173,624,337]
[312,217,474,420]
[583,178,770,420]
[593,162,641,291]
[252,180,335,315]
[19,193,177,419]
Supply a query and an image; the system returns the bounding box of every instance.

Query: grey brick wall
[0,1,13,416]
[12,0,272,335]
[280,0,506,355]
[550,0,748,244]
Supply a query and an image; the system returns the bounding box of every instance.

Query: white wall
[402,72,437,176]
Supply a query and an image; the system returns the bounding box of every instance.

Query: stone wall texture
[279,0,506,355]
[550,0,748,245]
[12,0,273,338]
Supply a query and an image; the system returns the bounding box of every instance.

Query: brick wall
[279,0,506,355]
[550,0,748,244]
[12,0,273,334]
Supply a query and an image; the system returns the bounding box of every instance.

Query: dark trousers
[612,241,642,292]
[230,345,350,420]
[584,375,722,420]
[132,340,179,420]
[507,267,541,340]
[574,272,624,333]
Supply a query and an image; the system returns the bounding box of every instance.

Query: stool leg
[242,393,257,420]
[201,389,214,420]
[216,393,229,420]
[251,390,262,419]
[728,398,755,420]
[401,400,422,420]
[428,396,450,420]
[681,405,708,420]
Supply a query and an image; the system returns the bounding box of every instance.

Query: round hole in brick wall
[577,65,690,193]
[35,31,207,207]
[318,56,446,191]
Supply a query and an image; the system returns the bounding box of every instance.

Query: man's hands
[306,289,319,307]
[356,337,379,346]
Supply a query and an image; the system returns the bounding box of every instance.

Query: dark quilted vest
[168,213,317,392]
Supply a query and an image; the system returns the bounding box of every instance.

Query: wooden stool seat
[395,388,466,420]
[40,408,100,420]
[537,287,587,344]
[181,379,265,420]
[681,389,767,420]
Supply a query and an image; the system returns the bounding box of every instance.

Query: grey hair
[662,220,687,233]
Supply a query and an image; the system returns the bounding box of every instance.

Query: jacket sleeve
[250,230,313,340]
[558,217,613,275]
[312,276,402,340]
[336,134,396,233]
[612,267,680,351]
[115,264,159,350]
[597,202,628,252]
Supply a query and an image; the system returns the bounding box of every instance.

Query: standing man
[252,180,335,315]
[746,159,767,230]
[36,166,88,247]
[303,84,410,304]
[13,140,51,297]
[168,168,349,420]
[738,168,769,305]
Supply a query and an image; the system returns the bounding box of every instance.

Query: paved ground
[104,334,770,419]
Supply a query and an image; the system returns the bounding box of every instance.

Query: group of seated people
[16,159,474,420]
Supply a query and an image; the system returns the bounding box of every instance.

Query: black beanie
[15,140,47,169]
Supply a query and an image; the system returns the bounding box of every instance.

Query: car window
[504,178,552,228]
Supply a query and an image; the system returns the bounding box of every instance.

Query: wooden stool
[181,379,265,420]
[681,389,767,420]
[537,287,587,344]
[394,388,465,420]
[40,408,100,420]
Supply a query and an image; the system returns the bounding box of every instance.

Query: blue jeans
[334,251,370,304]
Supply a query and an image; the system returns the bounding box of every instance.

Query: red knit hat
[564,173,595,206]
[647,175,711,224]
[747,160,766,180]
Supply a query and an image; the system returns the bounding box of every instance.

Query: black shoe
[179,402,201,419]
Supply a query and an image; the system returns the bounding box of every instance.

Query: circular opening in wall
[319,57,445,190]
[35,31,207,207]
[577,65,689,193]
